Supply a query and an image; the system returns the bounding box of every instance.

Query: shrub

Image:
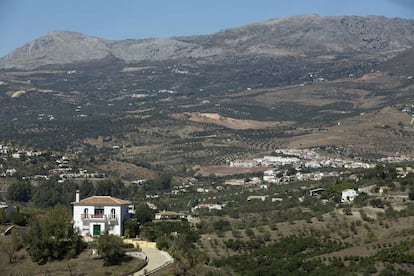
[97,233,125,266]
[213,219,231,232]
[245,228,255,238]
[156,236,170,250]
[25,206,84,264]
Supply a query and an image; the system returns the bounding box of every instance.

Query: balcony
[107,214,118,225]
[81,214,118,223]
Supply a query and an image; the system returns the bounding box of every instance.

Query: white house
[72,191,131,237]
[341,189,358,203]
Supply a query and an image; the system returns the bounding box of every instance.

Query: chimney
[75,190,80,202]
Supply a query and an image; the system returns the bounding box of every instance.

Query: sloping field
[287,106,414,155]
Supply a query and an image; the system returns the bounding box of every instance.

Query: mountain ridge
[1,14,414,69]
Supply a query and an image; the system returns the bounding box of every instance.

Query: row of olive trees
[6,171,174,208]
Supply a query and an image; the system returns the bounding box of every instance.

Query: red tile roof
[72,196,131,205]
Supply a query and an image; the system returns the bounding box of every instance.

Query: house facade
[72,191,131,237]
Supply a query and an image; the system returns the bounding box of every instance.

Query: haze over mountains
[1,14,414,69]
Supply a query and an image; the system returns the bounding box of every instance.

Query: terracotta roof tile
[72,196,131,205]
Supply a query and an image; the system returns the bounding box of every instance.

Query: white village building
[72,191,131,237]
[341,189,358,203]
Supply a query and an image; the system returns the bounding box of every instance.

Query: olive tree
[25,206,84,264]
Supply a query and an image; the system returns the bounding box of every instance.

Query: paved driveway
[133,247,173,275]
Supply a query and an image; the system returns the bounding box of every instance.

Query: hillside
[0,15,413,170]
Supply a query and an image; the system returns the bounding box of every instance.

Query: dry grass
[97,160,155,180]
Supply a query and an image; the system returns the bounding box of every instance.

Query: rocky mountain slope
[1,14,414,69]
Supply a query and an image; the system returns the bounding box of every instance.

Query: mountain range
[1,14,414,69]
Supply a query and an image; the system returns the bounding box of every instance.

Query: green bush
[10,209,27,226]
[155,236,170,250]
[7,181,32,202]
[25,206,84,264]
[97,233,125,266]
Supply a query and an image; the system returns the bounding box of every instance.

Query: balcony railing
[81,214,118,222]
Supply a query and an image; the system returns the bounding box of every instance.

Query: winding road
[133,247,173,275]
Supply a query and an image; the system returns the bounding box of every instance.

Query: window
[94,208,104,218]
[110,208,116,219]
[83,208,88,218]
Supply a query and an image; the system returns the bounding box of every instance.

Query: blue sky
[1,0,413,57]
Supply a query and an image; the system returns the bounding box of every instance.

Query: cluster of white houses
[0,145,103,182]
[263,169,340,184]
[0,145,42,177]
[230,148,374,170]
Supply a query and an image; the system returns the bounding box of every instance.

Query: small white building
[191,203,223,212]
[0,202,16,221]
[72,191,131,237]
[229,160,258,168]
[154,211,186,220]
[341,189,358,203]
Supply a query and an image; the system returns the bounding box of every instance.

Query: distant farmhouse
[72,191,131,237]
[341,189,358,203]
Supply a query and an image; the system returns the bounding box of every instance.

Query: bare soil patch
[171,112,291,130]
